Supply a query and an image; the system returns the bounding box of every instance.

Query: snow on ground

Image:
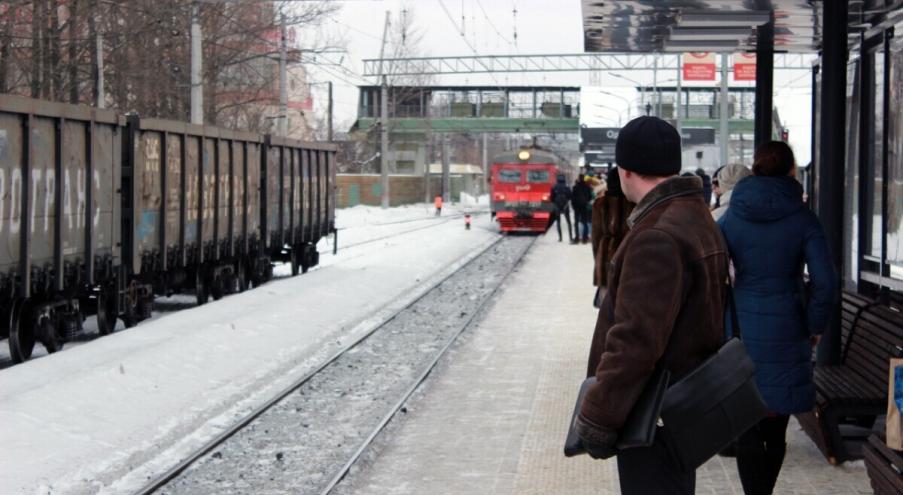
[0,202,496,495]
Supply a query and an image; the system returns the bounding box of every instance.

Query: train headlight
[517,150,531,161]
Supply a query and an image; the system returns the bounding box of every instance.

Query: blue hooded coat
[718,175,836,415]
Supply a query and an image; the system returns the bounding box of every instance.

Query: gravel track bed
[156,235,534,494]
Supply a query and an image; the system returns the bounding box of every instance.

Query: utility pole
[190,1,203,125]
[676,55,682,143]
[441,133,450,203]
[95,17,104,108]
[278,12,288,136]
[482,133,488,194]
[327,81,333,142]
[424,132,432,204]
[652,55,658,117]
[719,53,730,166]
[377,11,391,209]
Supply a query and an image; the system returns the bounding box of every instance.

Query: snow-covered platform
[336,233,872,495]
[0,204,494,494]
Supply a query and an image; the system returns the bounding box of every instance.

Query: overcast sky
[301,0,815,164]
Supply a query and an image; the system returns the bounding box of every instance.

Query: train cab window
[498,169,522,183]
[526,170,550,183]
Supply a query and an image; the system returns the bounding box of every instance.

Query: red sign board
[682,52,716,81]
[288,97,314,111]
[733,53,757,81]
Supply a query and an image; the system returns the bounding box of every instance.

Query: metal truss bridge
[362,53,815,77]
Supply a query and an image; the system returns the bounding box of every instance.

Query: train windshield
[498,169,522,183]
[526,170,550,183]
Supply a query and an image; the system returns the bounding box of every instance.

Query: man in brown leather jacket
[576,117,728,494]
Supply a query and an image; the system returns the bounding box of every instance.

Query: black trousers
[573,205,590,240]
[549,206,572,241]
[736,415,790,495]
[617,437,695,495]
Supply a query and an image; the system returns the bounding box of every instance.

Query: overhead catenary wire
[474,0,514,47]
[435,0,507,92]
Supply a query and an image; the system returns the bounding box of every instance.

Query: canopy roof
[581,0,901,53]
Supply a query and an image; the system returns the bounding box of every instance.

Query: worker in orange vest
[434,195,443,216]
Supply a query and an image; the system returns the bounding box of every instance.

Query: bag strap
[717,231,741,339]
[726,279,741,339]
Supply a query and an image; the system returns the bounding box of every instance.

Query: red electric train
[489,147,560,233]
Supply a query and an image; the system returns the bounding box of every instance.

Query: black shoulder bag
[656,262,769,472]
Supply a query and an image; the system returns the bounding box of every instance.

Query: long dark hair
[606,166,624,198]
[753,141,795,177]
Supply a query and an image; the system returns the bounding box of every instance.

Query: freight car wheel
[96,289,117,335]
[8,299,34,363]
[196,269,209,306]
[236,262,249,292]
[37,315,62,354]
[211,274,224,301]
[290,250,300,276]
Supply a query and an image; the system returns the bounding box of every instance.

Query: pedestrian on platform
[711,164,751,221]
[718,141,836,495]
[591,166,634,289]
[576,116,729,495]
[696,167,713,207]
[711,165,725,209]
[434,195,443,216]
[572,175,593,244]
[549,174,574,242]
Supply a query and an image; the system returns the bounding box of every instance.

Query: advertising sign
[733,53,757,81]
[682,52,716,81]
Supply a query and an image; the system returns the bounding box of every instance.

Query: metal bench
[864,434,903,495]
[796,291,903,464]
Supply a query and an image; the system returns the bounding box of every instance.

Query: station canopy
[581,1,879,53]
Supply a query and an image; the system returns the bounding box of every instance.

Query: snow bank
[0,205,497,494]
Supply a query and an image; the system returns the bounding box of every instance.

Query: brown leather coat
[581,176,729,430]
[591,195,634,287]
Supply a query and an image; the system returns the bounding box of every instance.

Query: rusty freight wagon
[124,116,267,307]
[0,96,124,362]
[263,136,336,276]
[0,95,337,363]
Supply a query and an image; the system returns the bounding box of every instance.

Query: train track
[328,211,486,253]
[135,235,535,495]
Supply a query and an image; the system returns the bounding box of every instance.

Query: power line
[435,0,506,91]
[474,0,514,47]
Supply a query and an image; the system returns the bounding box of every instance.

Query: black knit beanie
[615,116,681,176]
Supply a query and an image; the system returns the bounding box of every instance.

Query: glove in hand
[575,414,618,460]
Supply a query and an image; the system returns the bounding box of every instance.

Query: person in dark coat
[695,167,713,207]
[549,174,573,242]
[718,141,837,495]
[591,166,634,288]
[577,117,729,494]
[571,175,593,243]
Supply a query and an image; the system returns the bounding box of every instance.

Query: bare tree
[1,0,343,134]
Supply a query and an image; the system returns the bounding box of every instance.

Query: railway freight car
[124,115,266,308]
[0,95,337,363]
[0,97,124,362]
[263,136,335,277]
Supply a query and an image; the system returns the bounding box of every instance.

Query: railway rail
[135,235,535,494]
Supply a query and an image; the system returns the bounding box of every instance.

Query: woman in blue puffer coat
[718,141,836,495]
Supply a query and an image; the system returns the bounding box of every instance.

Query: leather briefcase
[658,337,767,471]
[563,367,670,456]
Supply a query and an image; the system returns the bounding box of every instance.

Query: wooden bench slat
[800,291,903,464]
[864,435,903,495]
[844,344,891,381]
